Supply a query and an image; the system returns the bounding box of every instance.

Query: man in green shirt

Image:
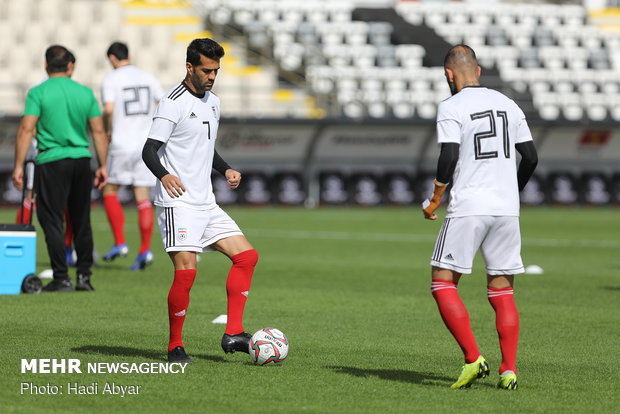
[12,45,109,292]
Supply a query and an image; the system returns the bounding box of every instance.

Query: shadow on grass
[36,262,128,271]
[328,365,495,388]
[92,263,130,271]
[72,345,165,361]
[601,286,620,291]
[72,345,231,364]
[328,365,451,385]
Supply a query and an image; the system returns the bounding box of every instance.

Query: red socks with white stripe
[168,269,197,351]
[225,249,259,335]
[167,250,258,350]
[137,200,153,254]
[431,279,481,363]
[488,287,519,374]
[103,193,125,246]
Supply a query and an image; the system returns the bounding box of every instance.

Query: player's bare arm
[12,115,38,190]
[89,116,109,190]
[423,180,447,220]
[423,142,459,220]
[102,101,114,142]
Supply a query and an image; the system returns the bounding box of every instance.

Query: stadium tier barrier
[0,116,618,207]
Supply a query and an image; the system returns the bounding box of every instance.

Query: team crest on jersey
[211,106,217,118]
[177,227,188,242]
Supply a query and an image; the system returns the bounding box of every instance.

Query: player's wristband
[431,179,447,203]
[422,180,447,214]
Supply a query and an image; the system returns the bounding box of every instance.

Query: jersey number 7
[202,121,211,140]
[470,110,509,160]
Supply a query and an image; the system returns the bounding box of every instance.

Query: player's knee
[232,248,258,267]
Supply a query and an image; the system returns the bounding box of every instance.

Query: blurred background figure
[100,41,163,271]
[12,45,108,292]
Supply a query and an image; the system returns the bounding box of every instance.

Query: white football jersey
[147,82,221,210]
[101,65,163,154]
[436,87,533,217]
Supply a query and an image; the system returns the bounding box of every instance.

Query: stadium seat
[343,101,364,118]
[368,102,387,118]
[368,22,393,46]
[539,104,560,121]
[586,105,607,122]
[6,0,34,24]
[99,2,124,29]
[611,106,620,122]
[562,104,583,121]
[392,102,415,119]
[417,102,436,120]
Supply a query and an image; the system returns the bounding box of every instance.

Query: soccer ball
[248,328,289,365]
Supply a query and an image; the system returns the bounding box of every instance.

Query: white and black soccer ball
[248,328,289,365]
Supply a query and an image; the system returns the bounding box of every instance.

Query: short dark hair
[444,44,477,68]
[45,45,74,73]
[107,42,129,60]
[186,38,225,65]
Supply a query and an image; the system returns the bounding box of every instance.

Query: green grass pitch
[0,206,618,413]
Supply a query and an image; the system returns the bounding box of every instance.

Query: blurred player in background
[16,52,78,267]
[12,45,108,292]
[142,38,259,362]
[100,42,164,271]
[422,45,538,390]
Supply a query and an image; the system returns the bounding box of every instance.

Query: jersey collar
[183,81,206,99]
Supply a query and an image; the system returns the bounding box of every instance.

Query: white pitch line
[245,229,435,243]
[244,229,620,249]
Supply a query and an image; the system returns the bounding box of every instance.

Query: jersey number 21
[470,110,509,161]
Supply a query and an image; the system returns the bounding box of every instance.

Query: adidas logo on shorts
[189,112,197,119]
[444,253,454,261]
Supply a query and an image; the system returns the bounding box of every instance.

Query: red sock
[488,287,519,374]
[225,249,258,335]
[103,193,125,245]
[168,269,197,351]
[64,209,73,248]
[16,199,32,224]
[137,200,154,254]
[431,279,480,363]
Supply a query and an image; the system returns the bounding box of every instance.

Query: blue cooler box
[0,224,37,294]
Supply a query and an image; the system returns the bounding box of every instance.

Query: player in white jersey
[422,45,538,390]
[100,42,164,271]
[142,38,259,363]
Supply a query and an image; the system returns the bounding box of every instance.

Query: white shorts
[156,205,243,253]
[107,151,156,187]
[430,216,525,275]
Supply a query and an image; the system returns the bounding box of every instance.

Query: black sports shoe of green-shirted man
[221,332,251,354]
